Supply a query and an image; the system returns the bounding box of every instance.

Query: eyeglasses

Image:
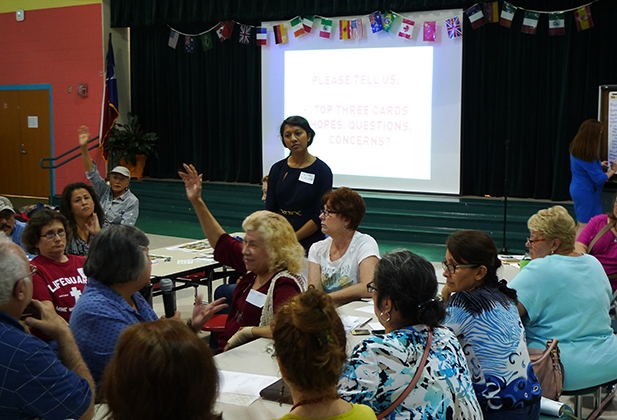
[42,229,66,240]
[526,236,545,246]
[366,281,378,293]
[442,261,480,275]
[20,264,37,281]
[320,208,338,217]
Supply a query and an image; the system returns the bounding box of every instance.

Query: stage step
[128,179,575,255]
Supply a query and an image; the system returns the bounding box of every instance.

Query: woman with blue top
[569,119,617,236]
[308,187,379,306]
[510,205,617,391]
[441,230,540,419]
[266,116,333,253]
[338,249,482,419]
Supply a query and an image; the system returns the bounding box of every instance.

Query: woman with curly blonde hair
[180,164,306,353]
[510,205,617,391]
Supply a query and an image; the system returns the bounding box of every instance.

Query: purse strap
[377,329,433,420]
[587,218,616,254]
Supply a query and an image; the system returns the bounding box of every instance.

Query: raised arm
[78,125,94,173]
[178,163,226,248]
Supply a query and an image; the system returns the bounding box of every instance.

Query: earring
[379,311,391,322]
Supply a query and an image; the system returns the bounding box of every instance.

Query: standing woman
[266,116,333,252]
[78,125,139,226]
[442,230,541,419]
[60,182,105,256]
[569,119,617,236]
[308,187,379,305]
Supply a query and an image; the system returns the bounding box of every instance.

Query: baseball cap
[0,196,15,214]
[110,166,131,178]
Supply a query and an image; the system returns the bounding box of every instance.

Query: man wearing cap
[0,196,32,258]
[78,125,139,226]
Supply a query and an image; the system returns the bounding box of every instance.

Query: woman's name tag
[246,289,267,308]
[299,172,315,184]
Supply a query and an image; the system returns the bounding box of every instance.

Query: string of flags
[465,0,597,35]
[166,10,465,53]
[166,0,598,53]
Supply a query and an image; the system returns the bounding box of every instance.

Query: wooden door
[0,88,51,198]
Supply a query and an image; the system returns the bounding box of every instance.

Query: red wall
[0,4,106,195]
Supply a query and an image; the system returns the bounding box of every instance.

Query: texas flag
[465,3,485,30]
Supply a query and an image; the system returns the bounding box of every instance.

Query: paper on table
[340,315,371,332]
[355,304,374,314]
[219,370,279,398]
[368,322,383,331]
[176,259,194,265]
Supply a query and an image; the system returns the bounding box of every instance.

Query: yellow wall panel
[0,0,100,14]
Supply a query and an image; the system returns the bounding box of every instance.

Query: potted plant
[104,113,159,179]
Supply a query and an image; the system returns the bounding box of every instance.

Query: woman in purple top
[569,119,617,236]
[576,194,617,291]
[265,116,333,252]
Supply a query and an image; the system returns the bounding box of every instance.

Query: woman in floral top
[338,250,482,419]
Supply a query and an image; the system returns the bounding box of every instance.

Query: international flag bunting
[100,34,119,161]
[351,19,364,39]
[215,21,234,41]
[168,30,180,49]
[521,11,539,34]
[446,17,462,39]
[201,33,213,51]
[184,36,195,53]
[369,13,383,33]
[398,18,414,39]
[574,6,593,31]
[291,17,305,37]
[256,27,267,46]
[483,1,499,23]
[382,12,394,33]
[239,25,251,44]
[548,13,565,36]
[423,21,436,42]
[500,2,516,28]
[465,4,485,30]
[274,24,288,44]
[339,20,351,40]
[303,16,315,33]
[320,18,333,39]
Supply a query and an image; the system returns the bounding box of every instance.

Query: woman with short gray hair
[69,225,226,394]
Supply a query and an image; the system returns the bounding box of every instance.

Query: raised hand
[78,125,90,147]
[85,213,101,235]
[178,163,203,203]
[190,295,228,331]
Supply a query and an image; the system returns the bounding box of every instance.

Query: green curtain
[120,0,617,199]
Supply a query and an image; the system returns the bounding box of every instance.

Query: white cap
[110,166,131,178]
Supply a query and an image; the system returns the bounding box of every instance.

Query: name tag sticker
[299,172,315,184]
[246,289,267,308]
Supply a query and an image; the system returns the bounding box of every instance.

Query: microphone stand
[500,139,510,255]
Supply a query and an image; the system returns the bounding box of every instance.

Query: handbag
[528,339,564,401]
[377,329,433,419]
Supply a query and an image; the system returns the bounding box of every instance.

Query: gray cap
[0,196,15,214]
[110,166,131,178]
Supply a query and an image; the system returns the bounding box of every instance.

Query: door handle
[20,144,26,154]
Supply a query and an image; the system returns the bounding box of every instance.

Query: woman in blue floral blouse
[338,249,482,419]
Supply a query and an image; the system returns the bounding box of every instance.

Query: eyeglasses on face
[320,208,338,217]
[42,229,66,240]
[441,261,480,275]
[21,264,37,281]
[366,281,378,293]
[526,236,545,246]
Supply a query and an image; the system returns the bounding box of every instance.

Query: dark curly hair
[59,182,105,239]
[21,209,69,255]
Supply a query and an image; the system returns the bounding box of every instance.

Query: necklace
[291,395,339,411]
